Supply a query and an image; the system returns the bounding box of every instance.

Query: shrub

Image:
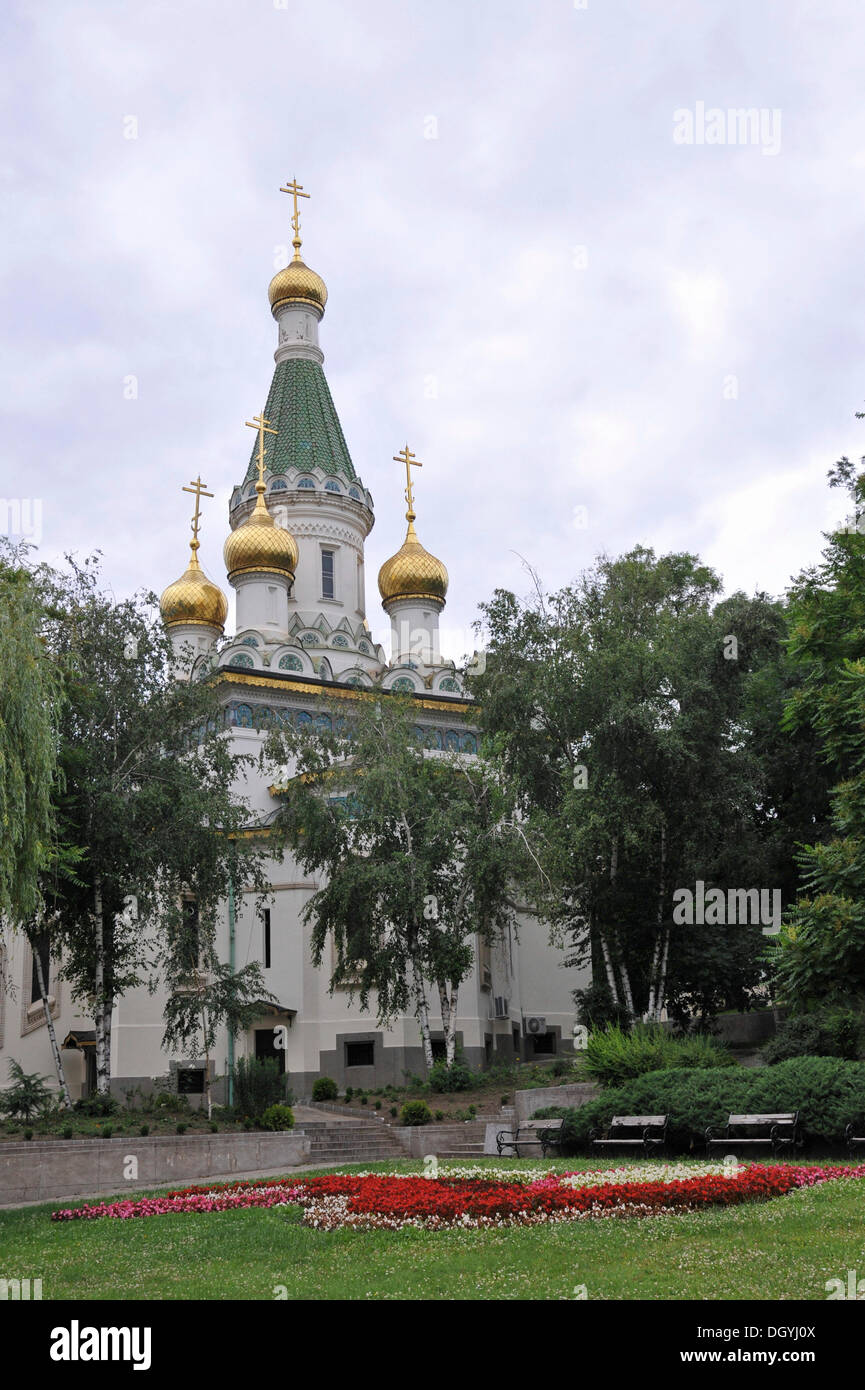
[360,1095,368,1105]
[139,1124,149,1136]
[102,1125,113,1139]
[584,1023,735,1088]
[311,1076,338,1102]
[556,1056,865,1153]
[74,1093,119,1118]
[0,1060,53,1121]
[532,1105,568,1119]
[233,1058,288,1119]
[375,1100,382,1110]
[390,1105,398,1117]
[573,981,632,1030]
[209,1121,218,1133]
[23,1128,33,1141]
[428,1056,474,1092]
[176,1123,187,1135]
[549,1056,572,1078]
[500,1094,510,1106]
[61,1124,73,1139]
[260,1103,295,1131]
[345,1086,354,1099]
[764,1009,863,1064]
[400,1100,432,1126]
[434,1109,445,1121]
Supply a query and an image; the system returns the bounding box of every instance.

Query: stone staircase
[295,1118,409,1166]
[423,1120,491,1159]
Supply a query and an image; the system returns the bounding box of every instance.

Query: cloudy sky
[4,0,864,661]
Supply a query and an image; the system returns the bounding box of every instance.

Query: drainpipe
[227,875,236,1108]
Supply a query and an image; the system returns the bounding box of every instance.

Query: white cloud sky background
[3,0,865,660]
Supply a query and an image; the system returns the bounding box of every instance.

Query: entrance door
[255,1027,286,1074]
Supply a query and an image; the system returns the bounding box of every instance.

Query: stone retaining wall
[0,1131,311,1206]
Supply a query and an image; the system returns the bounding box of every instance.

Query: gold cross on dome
[246,413,278,487]
[393,443,422,519]
[279,176,310,258]
[181,476,214,547]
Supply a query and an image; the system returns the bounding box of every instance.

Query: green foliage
[311,1076,338,1102]
[428,1056,474,1092]
[584,1023,735,1088]
[531,1105,569,1119]
[73,1094,118,1118]
[763,1009,863,1064]
[139,1124,149,1136]
[261,1103,295,1131]
[434,1109,445,1120]
[771,456,865,1011]
[61,1124,73,1139]
[390,1105,398,1117]
[102,1125,113,1138]
[23,1128,33,1141]
[344,1086,353,1099]
[475,550,807,1024]
[400,1100,432,1126]
[0,1059,53,1121]
[176,1123,186,1135]
[557,1056,865,1151]
[232,1057,287,1120]
[0,543,63,922]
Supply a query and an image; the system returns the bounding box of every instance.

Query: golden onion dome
[160,545,228,631]
[268,256,328,316]
[224,481,298,582]
[378,518,448,608]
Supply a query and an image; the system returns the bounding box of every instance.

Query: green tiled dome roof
[243,359,357,484]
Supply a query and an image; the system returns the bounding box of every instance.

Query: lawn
[2,1157,864,1300]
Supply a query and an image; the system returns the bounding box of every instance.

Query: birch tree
[473,549,787,1025]
[264,694,516,1069]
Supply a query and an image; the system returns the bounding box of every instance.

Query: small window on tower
[321,550,335,600]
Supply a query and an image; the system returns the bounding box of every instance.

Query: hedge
[559,1056,865,1152]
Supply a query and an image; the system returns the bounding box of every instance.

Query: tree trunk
[202,997,212,1121]
[411,962,434,1070]
[93,877,110,1095]
[597,929,621,1007]
[437,980,460,1065]
[645,821,667,1022]
[34,942,72,1108]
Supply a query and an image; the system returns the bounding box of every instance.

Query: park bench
[496,1118,564,1157]
[589,1115,669,1155]
[845,1120,865,1156]
[705,1112,802,1157]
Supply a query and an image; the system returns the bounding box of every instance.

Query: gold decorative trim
[216,670,476,714]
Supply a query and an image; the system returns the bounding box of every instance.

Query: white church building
[1,187,584,1101]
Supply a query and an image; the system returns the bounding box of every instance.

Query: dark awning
[62,1030,96,1050]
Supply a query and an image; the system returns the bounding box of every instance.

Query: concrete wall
[514,1082,598,1124]
[0,1131,311,1206]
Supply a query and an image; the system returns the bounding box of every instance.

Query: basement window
[345,1041,374,1068]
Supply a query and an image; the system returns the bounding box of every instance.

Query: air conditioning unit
[494,996,509,1019]
[525,1016,547,1036]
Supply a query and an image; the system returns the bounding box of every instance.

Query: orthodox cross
[246,413,278,486]
[393,443,422,520]
[280,177,310,258]
[181,476,214,553]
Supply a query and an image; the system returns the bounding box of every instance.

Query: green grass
[2,1158,864,1301]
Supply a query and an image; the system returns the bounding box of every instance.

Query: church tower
[378,444,449,671]
[159,476,228,675]
[222,179,384,684]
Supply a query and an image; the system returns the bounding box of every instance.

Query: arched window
[297,477,315,489]
[269,478,288,491]
[232,652,254,669]
[439,677,459,692]
[324,479,340,493]
[391,676,415,693]
[278,653,303,672]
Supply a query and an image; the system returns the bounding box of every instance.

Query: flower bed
[50,1162,865,1228]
